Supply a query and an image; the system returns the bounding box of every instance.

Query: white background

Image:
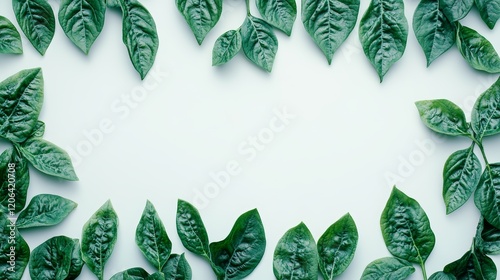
[1,0,500,279]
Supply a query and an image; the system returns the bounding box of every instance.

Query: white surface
[1,0,499,279]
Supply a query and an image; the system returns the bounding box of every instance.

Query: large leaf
[415,99,469,137]
[358,0,408,81]
[12,0,55,55]
[471,77,500,140]
[475,0,500,29]
[474,164,500,229]
[212,30,242,66]
[0,16,23,54]
[162,254,192,280]
[456,24,500,74]
[176,199,210,259]
[16,194,77,229]
[0,147,29,213]
[240,15,278,72]
[29,236,76,280]
[175,0,222,44]
[302,0,359,64]
[256,0,297,35]
[0,212,30,280]
[0,68,43,143]
[58,0,106,54]
[440,0,473,22]
[360,257,415,280]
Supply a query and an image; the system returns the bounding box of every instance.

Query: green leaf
[358,0,408,81]
[474,164,500,229]
[415,99,469,137]
[240,15,278,72]
[82,200,119,280]
[301,0,359,64]
[175,0,222,44]
[16,194,77,229]
[413,0,455,66]
[475,0,500,29]
[58,0,106,54]
[0,212,30,280]
[29,236,75,280]
[439,0,473,22]
[0,68,43,143]
[443,145,482,214]
[381,187,436,264]
[109,267,149,280]
[18,138,78,181]
[273,222,319,280]
[476,218,500,255]
[317,213,358,279]
[120,0,159,79]
[360,257,415,280]
[176,199,210,259]
[212,30,242,66]
[0,147,29,213]
[471,77,500,140]
[136,200,172,271]
[12,0,55,55]
[146,272,165,280]
[256,0,297,35]
[209,209,266,279]
[429,271,457,280]
[444,249,497,279]
[162,254,192,280]
[0,16,23,54]
[456,24,500,74]
[66,239,84,280]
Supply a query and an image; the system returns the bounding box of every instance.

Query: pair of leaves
[273,214,358,280]
[0,16,23,54]
[0,212,30,280]
[176,199,266,279]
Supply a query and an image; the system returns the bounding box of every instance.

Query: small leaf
[273,222,319,280]
[475,0,500,29]
[175,0,222,44]
[256,0,297,35]
[415,99,469,137]
[301,0,359,64]
[439,0,473,22]
[456,24,500,74]
[109,267,149,280]
[212,30,242,66]
[474,163,500,229]
[360,257,415,280]
[240,15,278,72]
[12,0,55,55]
[176,199,210,259]
[16,194,77,229]
[471,77,500,141]
[0,16,23,54]
[0,147,30,213]
[0,212,30,280]
[317,213,358,279]
[162,254,192,280]
[19,138,78,181]
[429,271,457,280]
[476,218,500,255]
[29,236,75,280]
[82,200,119,280]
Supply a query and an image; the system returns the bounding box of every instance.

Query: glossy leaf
[136,200,172,271]
[476,218,500,255]
[443,145,482,214]
[212,30,242,66]
[302,0,359,64]
[120,0,159,79]
[413,0,455,66]
[429,271,457,280]
[444,249,497,279]
[109,267,149,280]
[175,0,222,44]
[360,257,415,280]
[29,236,75,280]
[162,254,192,280]
[16,194,77,229]
[0,147,29,213]
[273,222,319,280]
[471,77,500,140]
[82,200,119,280]
[440,0,473,22]
[0,212,30,280]
[456,24,500,74]
[19,138,78,181]
[415,99,469,137]
[475,0,500,29]
[12,0,55,55]
[0,16,23,54]
[58,0,106,54]
[0,68,43,143]
[257,0,297,35]
[240,15,278,72]
[358,0,408,81]
[474,164,500,229]
[176,199,210,259]
[317,213,358,279]
[381,187,435,263]
[209,209,266,279]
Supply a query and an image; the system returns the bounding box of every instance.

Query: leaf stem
[245,0,251,16]
[420,261,428,280]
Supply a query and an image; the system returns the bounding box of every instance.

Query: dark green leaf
[358,0,408,81]
[301,0,359,64]
[273,222,318,280]
[440,0,473,22]
[58,0,106,54]
[175,0,222,44]
[456,24,500,74]
[444,249,497,279]
[212,30,242,66]
[475,0,500,29]
[162,254,192,280]
[476,218,500,255]
[240,15,278,72]
[19,138,78,181]
[12,0,55,55]
[109,267,149,280]
[471,77,500,140]
[381,187,435,263]
[136,200,172,271]
[29,236,75,280]
[413,0,455,66]
[82,200,119,280]
[176,199,210,259]
[0,68,43,143]
[0,212,30,280]
[146,272,165,280]
[209,209,266,279]
[256,0,297,35]
[0,147,29,213]
[317,213,358,279]
[474,164,500,229]
[16,194,77,229]
[443,145,482,214]
[429,271,457,280]
[415,99,469,136]
[360,257,415,280]
[0,16,23,54]
[66,239,84,280]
